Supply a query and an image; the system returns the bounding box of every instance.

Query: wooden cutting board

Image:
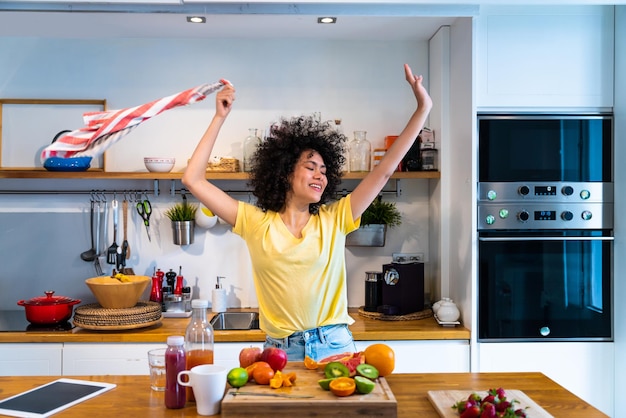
[221,363,396,418]
[427,389,553,418]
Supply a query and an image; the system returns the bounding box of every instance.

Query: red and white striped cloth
[40,79,229,162]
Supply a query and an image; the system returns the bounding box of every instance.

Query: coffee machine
[379,262,424,315]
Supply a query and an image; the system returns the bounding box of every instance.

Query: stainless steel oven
[477,114,613,342]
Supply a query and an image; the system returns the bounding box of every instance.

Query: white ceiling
[0,11,459,41]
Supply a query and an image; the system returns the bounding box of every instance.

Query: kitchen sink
[209,312,259,330]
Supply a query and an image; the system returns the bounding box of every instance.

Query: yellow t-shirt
[233,195,359,339]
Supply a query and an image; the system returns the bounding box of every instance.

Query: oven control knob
[580,189,591,200]
[518,185,530,196]
[517,210,529,222]
[540,326,551,337]
[561,186,574,196]
[561,211,573,221]
[582,210,593,221]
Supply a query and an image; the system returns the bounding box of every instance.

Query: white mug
[177,364,227,416]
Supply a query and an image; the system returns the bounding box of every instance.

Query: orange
[304,356,318,370]
[363,343,395,377]
[269,370,284,389]
[329,377,356,397]
[246,361,270,382]
[252,364,275,385]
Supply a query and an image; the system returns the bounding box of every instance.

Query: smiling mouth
[310,184,322,192]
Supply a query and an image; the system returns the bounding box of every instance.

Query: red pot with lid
[17,291,81,325]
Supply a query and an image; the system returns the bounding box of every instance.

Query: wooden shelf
[0,169,440,181]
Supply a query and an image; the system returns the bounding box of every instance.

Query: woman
[182,63,432,361]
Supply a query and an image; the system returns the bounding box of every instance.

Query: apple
[260,347,288,371]
[239,346,262,368]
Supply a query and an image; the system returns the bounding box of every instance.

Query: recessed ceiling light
[317,17,337,24]
[186,16,206,24]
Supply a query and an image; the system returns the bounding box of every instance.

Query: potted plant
[346,196,402,247]
[164,200,198,245]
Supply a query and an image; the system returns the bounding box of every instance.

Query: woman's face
[289,150,328,205]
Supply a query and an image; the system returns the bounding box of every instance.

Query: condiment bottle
[164,335,186,409]
[212,276,227,313]
[349,130,371,172]
[185,299,214,401]
[243,128,261,172]
[174,266,184,295]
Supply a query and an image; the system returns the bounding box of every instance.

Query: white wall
[0,36,433,311]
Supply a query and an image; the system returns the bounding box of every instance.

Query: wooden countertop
[0,372,607,417]
[0,308,470,343]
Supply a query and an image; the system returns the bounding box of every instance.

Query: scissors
[136,198,152,242]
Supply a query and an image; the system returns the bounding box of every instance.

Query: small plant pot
[346,224,387,247]
[172,220,195,245]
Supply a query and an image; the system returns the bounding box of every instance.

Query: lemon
[201,207,214,217]
[227,367,248,388]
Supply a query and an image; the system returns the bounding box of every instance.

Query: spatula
[107,199,119,265]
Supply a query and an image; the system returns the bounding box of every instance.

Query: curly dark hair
[248,115,346,214]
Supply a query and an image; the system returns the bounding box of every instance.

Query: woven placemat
[73,301,162,328]
[357,306,433,321]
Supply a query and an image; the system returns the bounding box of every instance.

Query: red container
[17,291,81,325]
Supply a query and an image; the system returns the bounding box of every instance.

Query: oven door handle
[479,236,614,242]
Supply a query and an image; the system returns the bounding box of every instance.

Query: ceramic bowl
[85,275,150,309]
[144,157,175,173]
[195,204,218,229]
[43,156,93,172]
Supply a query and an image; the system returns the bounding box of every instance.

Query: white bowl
[144,157,175,173]
[195,203,218,229]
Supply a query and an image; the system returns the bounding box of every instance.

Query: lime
[318,378,335,391]
[354,376,376,394]
[227,367,248,388]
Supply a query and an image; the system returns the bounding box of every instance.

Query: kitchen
[0,1,624,417]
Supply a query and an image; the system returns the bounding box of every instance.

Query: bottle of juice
[185,299,214,401]
[164,335,186,409]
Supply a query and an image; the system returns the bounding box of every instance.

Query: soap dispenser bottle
[212,276,227,313]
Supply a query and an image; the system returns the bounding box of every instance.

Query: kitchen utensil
[85,275,150,309]
[122,199,130,259]
[136,198,152,242]
[177,365,227,416]
[93,200,104,275]
[80,200,97,262]
[107,199,119,264]
[17,291,81,325]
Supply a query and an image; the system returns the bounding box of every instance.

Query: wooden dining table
[0,372,608,417]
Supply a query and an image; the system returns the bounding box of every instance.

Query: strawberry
[460,405,481,418]
[480,402,496,418]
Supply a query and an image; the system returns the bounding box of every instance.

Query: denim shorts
[264,323,356,361]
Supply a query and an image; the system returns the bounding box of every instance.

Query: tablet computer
[0,378,116,417]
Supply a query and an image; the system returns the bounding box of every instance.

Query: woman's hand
[215,83,236,118]
[404,63,433,114]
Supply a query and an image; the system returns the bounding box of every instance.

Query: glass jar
[164,335,186,409]
[349,130,371,172]
[185,299,214,401]
[243,128,261,172]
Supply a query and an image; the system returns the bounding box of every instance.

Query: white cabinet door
[355,340,470,373]
[478,342,613,417]
[0,343,62,376]
[63,343,165,375]
[476,5,614,109]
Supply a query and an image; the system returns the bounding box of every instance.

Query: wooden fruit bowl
[85,275,150,309]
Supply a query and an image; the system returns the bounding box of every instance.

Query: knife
[229,390,314,399]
